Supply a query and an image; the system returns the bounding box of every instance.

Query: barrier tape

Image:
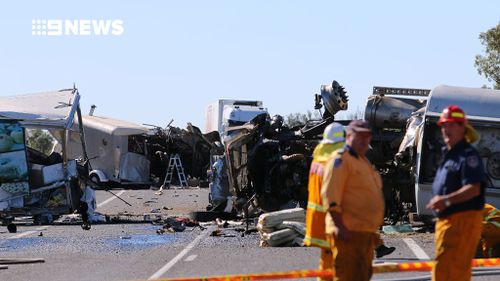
[373,258,500,273]
[149,269,333,281]
[145,259,500,281]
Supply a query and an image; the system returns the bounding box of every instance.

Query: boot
[376,244,396,258]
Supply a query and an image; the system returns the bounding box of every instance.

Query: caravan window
[128,135,147,155]
[26,129,57,156]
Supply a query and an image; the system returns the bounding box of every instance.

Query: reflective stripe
[484,209,500,228]
[307,202,327,212]
[451,112,464,118]
[304,236,330,248]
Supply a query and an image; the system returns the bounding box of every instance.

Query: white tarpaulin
[0,89,79,128]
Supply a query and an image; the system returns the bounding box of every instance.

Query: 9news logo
[32,19,124,36]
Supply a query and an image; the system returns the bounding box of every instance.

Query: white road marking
[403,238,430,260]
[148,226,215,280]
[184,254,198,262]
[7,226,49,239]
[97,190,125,208]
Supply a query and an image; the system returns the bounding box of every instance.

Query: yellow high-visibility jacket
[304,142,343,249]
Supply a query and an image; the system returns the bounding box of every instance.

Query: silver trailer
[66,115,151,188]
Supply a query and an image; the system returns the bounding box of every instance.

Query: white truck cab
[204,99,268,141]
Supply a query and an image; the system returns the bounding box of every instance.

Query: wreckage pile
[147,123,219,186]
[256,208,306,247]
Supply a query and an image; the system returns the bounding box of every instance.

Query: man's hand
[426,195,447,213]
[334,224,351,242]
[329,209,350,241]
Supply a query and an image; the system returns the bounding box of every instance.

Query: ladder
[160,154,187,189]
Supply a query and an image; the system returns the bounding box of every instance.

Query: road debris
[7,223,16,233]
[257,208,306,247]
[0,258,45,264]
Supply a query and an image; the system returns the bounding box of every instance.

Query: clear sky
[0,1,498,131]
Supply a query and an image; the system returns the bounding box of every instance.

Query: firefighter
[426,105,486,281]
[321,120,384,281]
[304,122,345,281]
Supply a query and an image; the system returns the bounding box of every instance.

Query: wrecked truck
[146,123,219,186]
[0,88,89,226]
[209,80,349,214]
[365,85,500,222]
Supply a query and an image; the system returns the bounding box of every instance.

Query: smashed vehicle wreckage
[146,122,220,187]
[67,113,218,189]
[209,83,500,226]
[366,85,500,223]
[0,87,96,230]
[0,88,218,231]
[207,80,349,218]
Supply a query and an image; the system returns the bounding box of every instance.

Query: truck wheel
[90,175,102,189]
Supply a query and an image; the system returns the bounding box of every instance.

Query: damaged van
[0,88,88,225]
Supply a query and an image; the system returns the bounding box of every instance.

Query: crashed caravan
[0,88,87,224]
[65,115,151,188]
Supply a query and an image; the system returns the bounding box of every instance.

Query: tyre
[90,174,103,189]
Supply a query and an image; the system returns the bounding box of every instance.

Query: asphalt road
[1,187,499,281]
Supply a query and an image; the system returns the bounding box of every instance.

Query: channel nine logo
[32,19,124,36]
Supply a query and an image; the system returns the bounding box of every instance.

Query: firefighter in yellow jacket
[304,122,345,281]
[321,120,385,281]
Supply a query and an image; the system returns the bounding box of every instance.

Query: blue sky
[0,1,498,131]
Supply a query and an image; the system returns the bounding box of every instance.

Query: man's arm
[426,183,480,213]
[329,209,350,241]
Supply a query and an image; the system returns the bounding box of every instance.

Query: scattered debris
[210,229,223,237]
[157,217,187,233]
[257,208,306,247]
[143,213,164,222]
[210,229,236,238]
[7,223,16,233]
[54,213,106,225]
[216,218,229,228]
[0,258,45,264]
[382,224,414,234]
[81,222,91,230]
[190,211,236,222]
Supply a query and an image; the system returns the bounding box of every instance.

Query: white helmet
[321,122,345,144]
